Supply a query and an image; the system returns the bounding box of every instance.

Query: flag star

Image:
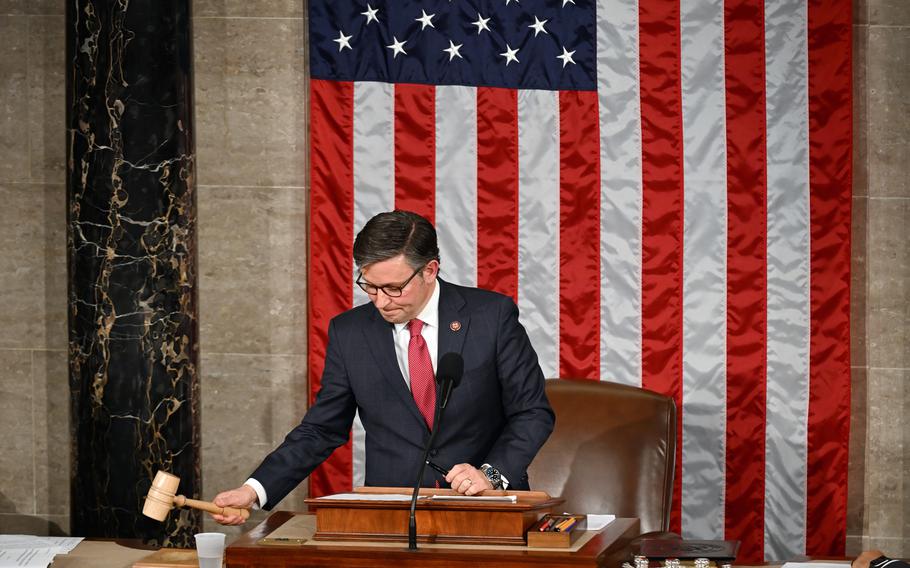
[416,9,436,30]
[443,40,464,61]
[333,30,352,51]
[500,43,520,65]
[557,46,576,67]
[386,36,407,58]
[471,13,491,34]
[562,0,576,5]
[361,3,379,24]
[528,16,549,37]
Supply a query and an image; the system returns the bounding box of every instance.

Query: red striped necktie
[407,319,436,429]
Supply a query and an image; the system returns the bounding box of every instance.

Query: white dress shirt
[392,279,440,385]
[246,280,441,508]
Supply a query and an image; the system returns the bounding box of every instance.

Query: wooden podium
[305,486,560,545]
[225,487,641,568]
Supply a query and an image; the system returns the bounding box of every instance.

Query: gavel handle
[173,495,251,520]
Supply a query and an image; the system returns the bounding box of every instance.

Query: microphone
[407,352,464,550]
[436,351,463,410]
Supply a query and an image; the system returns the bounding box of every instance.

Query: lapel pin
[449,321,462,332]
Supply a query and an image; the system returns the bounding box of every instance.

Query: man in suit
[212,210,555,524]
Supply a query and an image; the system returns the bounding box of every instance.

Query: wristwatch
[480,464,504,490]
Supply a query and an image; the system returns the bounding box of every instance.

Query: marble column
[66,0,200,546]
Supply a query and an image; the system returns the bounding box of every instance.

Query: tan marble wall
[0,0,309,538]
[193,1,309,536]
[850,0,910,557]
[0,2,68,535]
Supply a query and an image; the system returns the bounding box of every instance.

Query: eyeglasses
[356,265,425,298]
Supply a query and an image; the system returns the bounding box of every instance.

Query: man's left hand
[852,550,886,568]
[445,463,493,495]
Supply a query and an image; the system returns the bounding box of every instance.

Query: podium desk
[226,511,640,568]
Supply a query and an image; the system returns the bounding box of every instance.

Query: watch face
[483,466,502,487]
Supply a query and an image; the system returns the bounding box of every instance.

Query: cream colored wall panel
[194,17,307,188]
[198,185,306,356]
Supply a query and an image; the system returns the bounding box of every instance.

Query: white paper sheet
[429,495,518,502]
[584,514,616,531]
[0,536,82,555]
[0,547,61,568]
[781,563,850,568]
[316,493,418,501]
[0,535,84,567]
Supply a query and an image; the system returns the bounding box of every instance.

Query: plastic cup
[194,532,226,568]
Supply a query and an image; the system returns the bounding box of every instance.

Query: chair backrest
[528,378,676,534]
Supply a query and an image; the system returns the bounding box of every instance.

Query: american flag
[305,0,852,562]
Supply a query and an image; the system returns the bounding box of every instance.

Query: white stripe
[352,81,396,488]
[353,81,396,250]
[436,85,478,287]
[763,0,810,559]
[679,0,729,540]
[596,0,643,387]
[517,89,560,379]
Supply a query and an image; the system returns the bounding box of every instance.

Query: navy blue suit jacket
[251,279,555,509]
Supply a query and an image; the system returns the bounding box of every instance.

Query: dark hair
[353,210,440,270]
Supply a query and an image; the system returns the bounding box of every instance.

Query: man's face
[359,255,438,324]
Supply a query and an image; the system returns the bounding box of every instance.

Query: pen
[426,460,450,477]
[537,517,554,532]
[544,516,566,531]
[555,518,577,532]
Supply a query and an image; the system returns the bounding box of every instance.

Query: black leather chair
[528,378,677,535]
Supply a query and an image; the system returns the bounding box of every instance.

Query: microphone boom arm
[407,352,463,551]
[408,400,446,550]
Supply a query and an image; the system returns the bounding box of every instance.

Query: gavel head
[142,470,181,522]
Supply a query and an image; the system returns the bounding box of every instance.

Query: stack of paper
[781,560,850,568]
[585,514,616,531]
[429,494,518,502]
[316,493,418,501]
[0,536,83,568]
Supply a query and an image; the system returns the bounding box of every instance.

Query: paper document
[782,563,850,568]
[0,548,60,568]
[430,494,518,502]
[585,514,616,531]
[0,536,84,568]
[0,537,82,553]
[317,493,419,502]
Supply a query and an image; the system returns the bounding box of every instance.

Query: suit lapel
[437,280,469,361]
[361,309,428,428]
[435,281,471,446]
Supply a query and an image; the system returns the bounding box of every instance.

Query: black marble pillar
[66,0,200,546]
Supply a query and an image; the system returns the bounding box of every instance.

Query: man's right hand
[211,485,258,526]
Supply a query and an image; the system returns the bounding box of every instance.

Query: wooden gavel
[142,470,250,522]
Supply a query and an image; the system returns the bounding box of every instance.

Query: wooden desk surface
[226,511,640,568]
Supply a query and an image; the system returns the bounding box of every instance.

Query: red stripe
[476,87,519,301]
[806,0,852,555]
[723,0,768,561]
[558,91,600,379]
[394,83,436,222]
[638,0,685,535]
[308,79,355,497]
